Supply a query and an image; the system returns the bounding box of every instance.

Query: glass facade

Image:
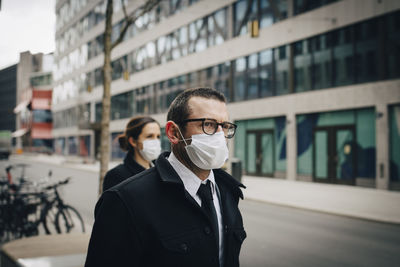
[234,0,288,36]
[68,136,78,155]
[293,0,338,15]
[33,110,52,123]
[296,108,376,181]
[111,132,125,160]
[53,0,289,105]
[30,73,52,87]
[53,108,77,129]
[235,117,287,176]
[389,104,400,182]
[55,3,400,108]
[54,10,400,129]
[55,137,66,155]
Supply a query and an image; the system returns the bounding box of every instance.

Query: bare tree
[99,0,161,196]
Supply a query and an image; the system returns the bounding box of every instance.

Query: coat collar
[155,152,245,199]
[155,151,184,186]
[124,150,146,175]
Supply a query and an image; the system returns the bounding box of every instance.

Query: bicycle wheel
[55,205,85,234]
[40,205,58,235]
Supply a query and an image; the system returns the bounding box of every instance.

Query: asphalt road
[1,158,400,267]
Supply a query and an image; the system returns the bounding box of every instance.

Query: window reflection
[247,53,258,99]
[259,49,273,97]
[234,0,287,37]
[208,8,227,46]
[332,27,354,86]
[312,34,333,89]
[111,91,134,120]
[189,18,208,53]
[275,45,289,95]
[293,40,312,92]
[355,20,379,83]
[386,12,400,79]
[33,110,52,123]
[234,57,247,101]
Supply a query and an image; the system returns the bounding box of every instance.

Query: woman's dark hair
[118,116,158,151]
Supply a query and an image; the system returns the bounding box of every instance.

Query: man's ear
[165,121,180,145]
[128,137,137,149]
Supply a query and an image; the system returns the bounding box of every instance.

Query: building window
[274,45,289,95]
[208,8,227,47]
[311,34,333,89]
[111,91,134,120]
[355,19,379,83]
[111,56,128,80]
[389,104,400,182]
[293,0,338,15]
[259,49,274,97]
[111,132,125,159]
[247,53,259,99]
[234,0,287,37]
[332,26,354,86]
[79,135,91,157]
[95,102,102,123]
[68,136,78,155]
[293,40,312,92]
[233,56,247,102]
[189,17,208,53]
[33,110,52,123]
[30,73,52,87]
[386,11,400,79]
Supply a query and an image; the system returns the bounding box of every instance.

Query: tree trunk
[98,0,161,196]
[99,0,113,196]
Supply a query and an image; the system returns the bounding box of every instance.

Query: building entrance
[313,126,356,185]
[246,130,274,176]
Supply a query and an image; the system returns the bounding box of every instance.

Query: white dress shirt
[168,152,223,264]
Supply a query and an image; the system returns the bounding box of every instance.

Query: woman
[103,116,161,191]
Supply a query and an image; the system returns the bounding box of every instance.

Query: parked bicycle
[41,177,85,234]
[0,165,85,243]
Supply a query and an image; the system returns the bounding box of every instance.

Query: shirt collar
[168,151,216,196]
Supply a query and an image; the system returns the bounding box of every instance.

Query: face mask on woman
[178,129,229,170]
[139,139,161,162]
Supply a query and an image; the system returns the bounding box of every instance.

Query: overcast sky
[0,0,55,69]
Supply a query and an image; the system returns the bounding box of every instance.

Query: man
[85,87,246,267]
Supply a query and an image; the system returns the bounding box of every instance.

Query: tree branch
[111,0,162,50]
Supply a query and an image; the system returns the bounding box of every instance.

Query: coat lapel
[155,152,201,210]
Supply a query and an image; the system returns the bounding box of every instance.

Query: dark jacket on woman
[102,151,145,191]
[85,152,246,267]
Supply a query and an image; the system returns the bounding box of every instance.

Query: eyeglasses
[179,118,237,139]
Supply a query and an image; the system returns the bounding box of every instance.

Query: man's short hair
[167,87,226,127]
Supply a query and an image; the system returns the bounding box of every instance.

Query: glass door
[314,130,329,180]
[261,132,274,176]
[313,126,356,184]
[335,128,355,183]
[246,130,274,176]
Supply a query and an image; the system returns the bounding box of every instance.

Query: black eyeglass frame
[178,118,237,138]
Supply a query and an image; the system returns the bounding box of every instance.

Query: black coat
[85,152,246,267]
[102,151,145,191]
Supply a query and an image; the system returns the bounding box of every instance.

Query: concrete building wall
[53,0,400,190]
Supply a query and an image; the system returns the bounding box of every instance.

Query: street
[1,158,400,267]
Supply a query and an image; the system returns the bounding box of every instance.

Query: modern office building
[0,64,17,132]
[15,52,54,153]
[53,0,400,190]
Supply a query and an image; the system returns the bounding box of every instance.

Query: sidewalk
[10,153,400,224]
[242,176,400,224]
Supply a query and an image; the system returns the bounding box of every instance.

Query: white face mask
[139,139,161,162]
[179,129,229,170]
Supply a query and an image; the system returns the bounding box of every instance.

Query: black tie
[197,180,219,247]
